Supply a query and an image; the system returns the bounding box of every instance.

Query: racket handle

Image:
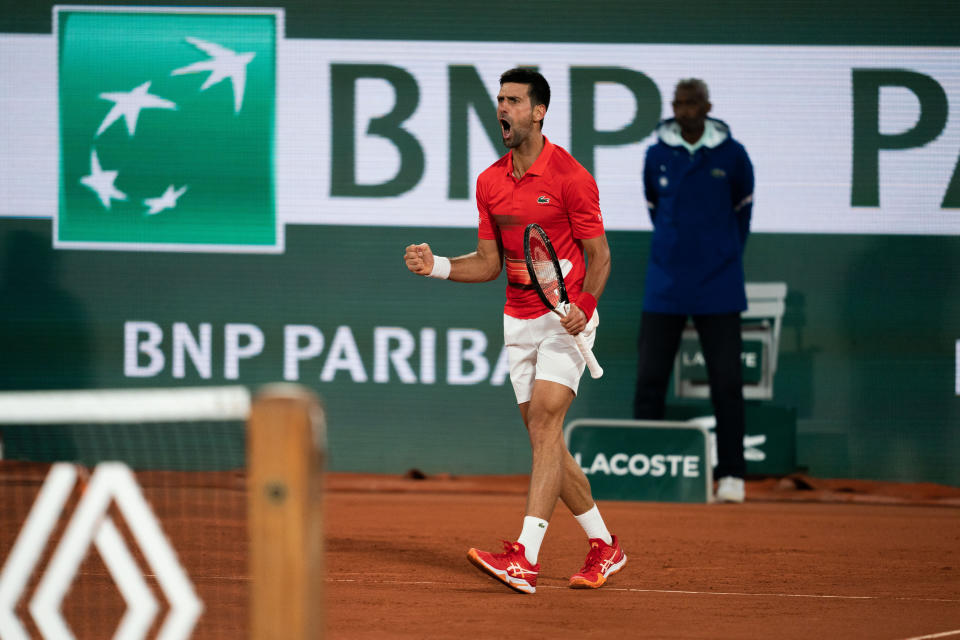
[574,333,604,379]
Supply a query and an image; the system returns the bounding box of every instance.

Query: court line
[904,629,960,640]
[327,578,960,603]
[899,631,960,640]
[107,572,960,604]
[615,588,959,603]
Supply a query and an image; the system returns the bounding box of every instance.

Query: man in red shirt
[404,68,625,594]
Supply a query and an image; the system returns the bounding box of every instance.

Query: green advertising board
[55,7,280,251]
[1,2,959,486]
[565,419,713,503]
[664,404,799,477]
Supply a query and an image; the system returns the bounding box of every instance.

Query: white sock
[574,504,612,545]
[516,516,549,565]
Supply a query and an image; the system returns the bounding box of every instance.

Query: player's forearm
[580,235,611,301]
[445,237,502,282]
[448,251,502,282]
[409,237,501,282]
[581,254,610,301]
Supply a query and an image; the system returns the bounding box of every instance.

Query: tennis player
[404,68,625,593]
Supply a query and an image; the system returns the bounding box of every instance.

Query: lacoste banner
[55,7,281,252]
[565,419,713,503]
[661,407,799,477]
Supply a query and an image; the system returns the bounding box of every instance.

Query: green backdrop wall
[1,220,958,484]
[1,1,958,484]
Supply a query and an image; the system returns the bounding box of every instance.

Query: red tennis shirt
[476,136,605,319]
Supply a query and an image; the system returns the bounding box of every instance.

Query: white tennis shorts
[504,309,599,404]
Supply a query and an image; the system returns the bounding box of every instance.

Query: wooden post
[248,384,325,639]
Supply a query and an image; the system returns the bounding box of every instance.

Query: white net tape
[0,387,251,424]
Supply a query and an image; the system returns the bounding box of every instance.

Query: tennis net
[0,384,324,640]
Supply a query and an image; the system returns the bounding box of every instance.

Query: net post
[247,384,326,639]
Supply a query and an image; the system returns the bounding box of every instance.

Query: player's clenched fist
[560,303,588,336]
[404,243,434,276]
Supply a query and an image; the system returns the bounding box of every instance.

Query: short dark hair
[675,78,709,102]
[499,67,551,115]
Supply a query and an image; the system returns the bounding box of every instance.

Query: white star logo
[96,81,177,137]
[171,37,255,113]
[144,185,188,215]
[80,149,127,209]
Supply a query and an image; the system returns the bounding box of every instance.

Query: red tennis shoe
[569,535,627,589]
[467,541,539,594]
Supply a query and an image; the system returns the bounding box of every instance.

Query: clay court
[2,464,959,639]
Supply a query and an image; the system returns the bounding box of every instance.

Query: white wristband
[427,255,451,280]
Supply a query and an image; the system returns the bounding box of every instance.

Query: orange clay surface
[2,462,959,639]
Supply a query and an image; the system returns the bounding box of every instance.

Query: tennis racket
[523,223,603,379]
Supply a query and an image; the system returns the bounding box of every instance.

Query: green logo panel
[566,420,711,503]
[56,8,279,251]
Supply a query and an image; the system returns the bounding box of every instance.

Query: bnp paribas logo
[54,6,283,252]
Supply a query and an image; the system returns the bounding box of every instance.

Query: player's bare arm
[561,233,611,335]
[404,238,502,282]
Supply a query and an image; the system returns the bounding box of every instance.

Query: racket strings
[528,239,562,307]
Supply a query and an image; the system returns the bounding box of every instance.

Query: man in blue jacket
[634,78,754,503]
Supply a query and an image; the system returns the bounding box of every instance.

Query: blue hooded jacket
[642,117,754,314]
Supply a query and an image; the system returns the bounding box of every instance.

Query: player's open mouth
[501,119,511,136]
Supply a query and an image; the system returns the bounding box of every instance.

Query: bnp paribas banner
[1,5,959,486]
[1,5,959,250]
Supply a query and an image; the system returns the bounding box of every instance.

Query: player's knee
[525,416,562,447]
